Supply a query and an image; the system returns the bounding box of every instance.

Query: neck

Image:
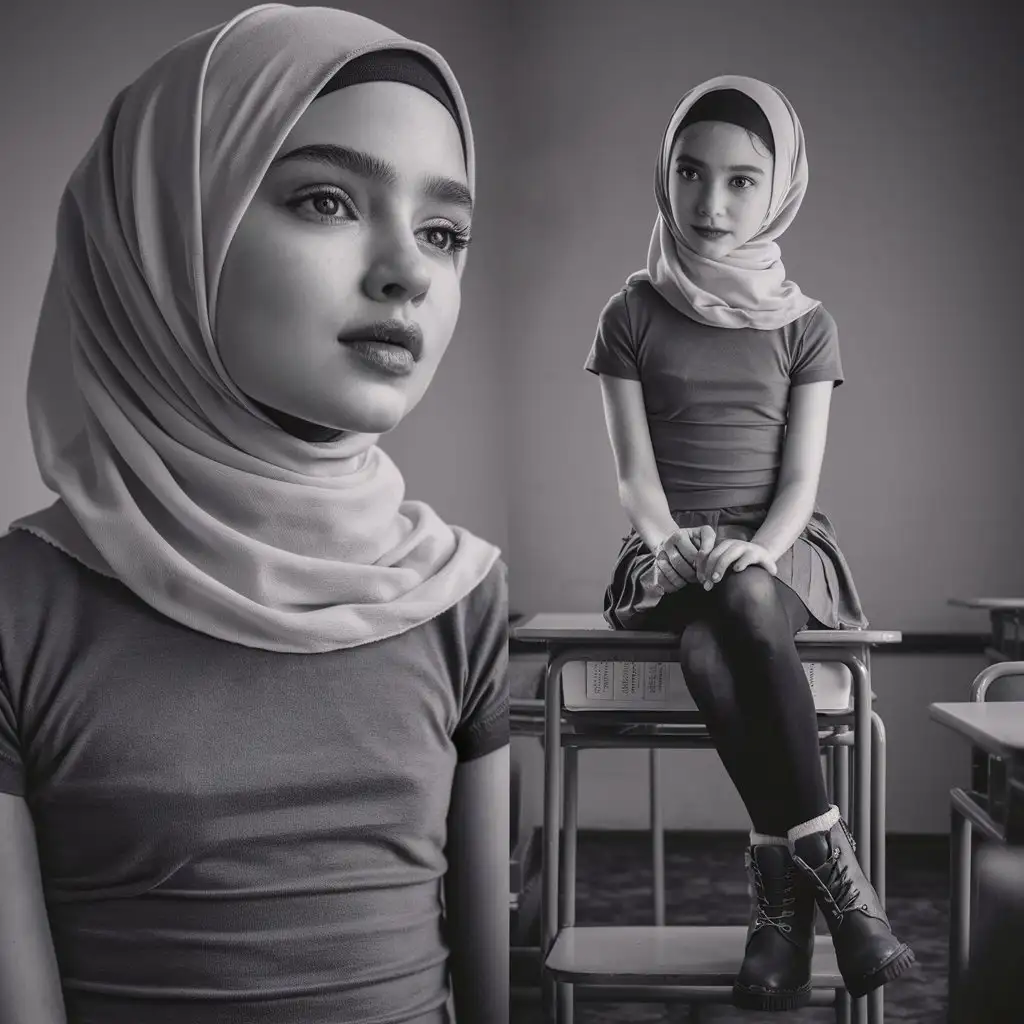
[252,400,347,444]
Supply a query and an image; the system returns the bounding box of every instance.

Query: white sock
[749,830,788,847]
[786,805,841,846]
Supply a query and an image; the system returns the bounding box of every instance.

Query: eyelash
[287,186,472,256]
[676,168,756,190]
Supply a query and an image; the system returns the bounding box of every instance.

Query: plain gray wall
[0,0,509,553]
[505,0,1024,833]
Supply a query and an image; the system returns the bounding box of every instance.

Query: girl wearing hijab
[586,77,914,1010]
[0,6,507,1024]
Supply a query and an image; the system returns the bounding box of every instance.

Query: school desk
[512,612,902,1024]
[929,695,1024,1016]
[948,597,1024,662]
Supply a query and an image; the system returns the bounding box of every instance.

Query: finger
[707,544,742,584]
[670,528,700,562]
[656,552,685,591]
[704,540,736,583]
[695,526,716,579]
[697,525,717,555]
[734,551,778,576]
[664,542,695,578]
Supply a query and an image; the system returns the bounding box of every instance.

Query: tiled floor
[511,831,949,1023]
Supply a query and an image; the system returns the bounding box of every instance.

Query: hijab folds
[630,74,820,330]
[10,4,500,654]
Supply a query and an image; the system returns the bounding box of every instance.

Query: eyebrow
[674,154,767,175]
[271,143,473,213]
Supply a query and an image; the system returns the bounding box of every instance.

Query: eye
[287,186,356,223]
[418,223,472,257]
[676,166,699,182]
[731,176,756,190]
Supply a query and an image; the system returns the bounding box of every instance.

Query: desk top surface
[929,702,1024,755]
[948,598,1024,611]
[513,612,901,646]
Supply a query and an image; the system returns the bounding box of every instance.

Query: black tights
[673,568,831,836]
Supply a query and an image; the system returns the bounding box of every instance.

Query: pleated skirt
[604,503,868,633]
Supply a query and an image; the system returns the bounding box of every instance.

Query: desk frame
[513,623,899,1024]
[931,666,1024,1019]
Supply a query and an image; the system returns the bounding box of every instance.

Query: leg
[677,607,817,1010]
[677,616,779,833]
[708,568,830,833]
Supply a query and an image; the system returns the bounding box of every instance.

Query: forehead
[671,120,771,166]
[280,80,467,183]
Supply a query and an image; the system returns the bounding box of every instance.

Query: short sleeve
[584,289,641,380]
[0,664,26,796]
[790,305,843,387]
[452,561,509,763]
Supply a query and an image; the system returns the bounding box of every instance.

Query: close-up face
[216,76,470,437]
[668,119,774,260]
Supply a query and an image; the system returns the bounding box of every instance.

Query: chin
[332,401,408,436]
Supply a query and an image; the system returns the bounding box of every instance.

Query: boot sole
[731,981,812,1011]
[846,943,916,998]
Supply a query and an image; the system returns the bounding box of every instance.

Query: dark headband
[317,49,466,154]
[676,87,775,157]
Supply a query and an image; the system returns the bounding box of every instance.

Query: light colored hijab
[10,4,500,654]
[630,74,819,330]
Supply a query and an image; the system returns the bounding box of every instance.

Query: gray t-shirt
[0,530,507,1024]
[585,280,844,511]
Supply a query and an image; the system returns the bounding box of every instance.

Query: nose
[362,233,431,306]
[695,180,727,220]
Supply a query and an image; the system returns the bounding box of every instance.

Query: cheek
[424,271,462,357]
[221,217,358,336]
[745,190,772,231]
[668,177,687,218]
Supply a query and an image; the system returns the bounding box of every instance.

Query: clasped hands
[653,525,777,595]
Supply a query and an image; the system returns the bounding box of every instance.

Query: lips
[693,225,730,239]
[337,319,423,362]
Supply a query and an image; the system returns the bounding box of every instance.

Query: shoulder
[441,558,507,643]
[798,303,838,342]
[808,304,837,335]
[780,303,838,354]
[0,528,89,606]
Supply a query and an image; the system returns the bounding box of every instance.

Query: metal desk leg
[559,747,578,1024]
[851,652,873,879]
[850,651,872,1024]
[542,651,571,1023]
[651,748,666,926]
[833,729,852,1024]
[835,992,852,1024]
[868,711,887,1024]
[949,800,971,1016]
[833,727,851,821]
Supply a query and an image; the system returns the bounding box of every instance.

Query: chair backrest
[971,661,1024,702]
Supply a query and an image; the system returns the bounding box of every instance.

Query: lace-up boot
[791,816,915,997]
[732,842,817,1010]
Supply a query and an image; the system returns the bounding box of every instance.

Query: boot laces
[751,859,796,934]
[821,846,866,920]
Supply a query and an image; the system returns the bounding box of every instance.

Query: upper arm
[599,374,661,492]
[445,745,509,895]
[447,744,509,858]
[0,794,66,1024]
[451,563,508,765]
[779,380,833,494]
[444,746,509,1024]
